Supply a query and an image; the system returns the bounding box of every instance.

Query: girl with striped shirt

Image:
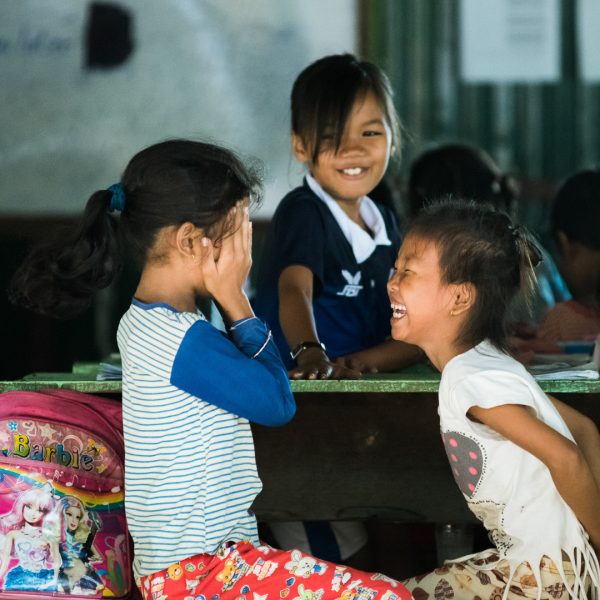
[10,139,412,600]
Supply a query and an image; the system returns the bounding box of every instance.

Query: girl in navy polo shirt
[254,53,421,380]
[253,53,422,568]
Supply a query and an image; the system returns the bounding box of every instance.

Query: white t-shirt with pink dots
[438,340,599,595]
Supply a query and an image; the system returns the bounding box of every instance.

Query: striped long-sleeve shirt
[117,300,295,578]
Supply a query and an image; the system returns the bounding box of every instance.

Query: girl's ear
[291,132,309,163]
[449,282,476,316]
[175,222,200,258]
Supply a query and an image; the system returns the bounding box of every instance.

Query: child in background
[389,199,600,599]
[0,483,60,592]
[253,52,421,568]
[9,139,411,600]
[406,143,517,217]
[254,53,421,380]
[537,169,600,342]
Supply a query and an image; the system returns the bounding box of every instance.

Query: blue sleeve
[271,197,326,286]
[170,317,296,427]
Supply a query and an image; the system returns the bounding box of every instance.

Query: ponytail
[8,188,123,319]
[511,224,543,318]
[495,173,519,215]
[9,139,262,320]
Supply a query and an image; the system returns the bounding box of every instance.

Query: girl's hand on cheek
[201,203,253,322]
[201,204,250,298]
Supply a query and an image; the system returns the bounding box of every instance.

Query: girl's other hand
[201,202,253,322]
[289,348,362,380]
[334,353,379,375]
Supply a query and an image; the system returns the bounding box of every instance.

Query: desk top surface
[1,362,600,394]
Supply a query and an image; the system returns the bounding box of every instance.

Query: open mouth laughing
[391,303,407,319]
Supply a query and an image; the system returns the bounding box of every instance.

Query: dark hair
[407,199,542,352]
[8,139,262,319]
[406,143,518,219]
[551,169,600,251]
[291,53,401,163]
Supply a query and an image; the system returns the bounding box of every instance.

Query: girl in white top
[388,199,600,599]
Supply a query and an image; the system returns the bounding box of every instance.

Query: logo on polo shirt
[336,270,363,297]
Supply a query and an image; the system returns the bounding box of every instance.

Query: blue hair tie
[108,183,126,213]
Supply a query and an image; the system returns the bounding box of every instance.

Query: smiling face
[387,235,461,356]
[292,91,392,204]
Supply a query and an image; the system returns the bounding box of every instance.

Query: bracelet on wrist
[290,340,327,361]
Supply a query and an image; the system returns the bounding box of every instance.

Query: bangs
[305,81,369,163]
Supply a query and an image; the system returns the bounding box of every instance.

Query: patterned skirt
[402,548,586,600]
[137,539,413,600]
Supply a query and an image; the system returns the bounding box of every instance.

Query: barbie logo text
[11,433,94,472]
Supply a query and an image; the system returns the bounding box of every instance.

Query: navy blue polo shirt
[253,182,401,369]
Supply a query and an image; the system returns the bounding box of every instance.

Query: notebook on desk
[527,349,599,381]
[97,353,122,380]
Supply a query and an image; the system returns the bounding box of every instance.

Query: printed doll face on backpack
[23,501,47,526]
[64,505,83,532]
[4,485,55,531]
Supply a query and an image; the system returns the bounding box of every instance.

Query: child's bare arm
[548,394,600,492]
[278,265,360,380]
[335,339,424,374]
[469,403,600,554]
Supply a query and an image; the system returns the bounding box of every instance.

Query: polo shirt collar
[306,173,391,264]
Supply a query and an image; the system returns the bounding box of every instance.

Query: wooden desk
[2,365,599,523]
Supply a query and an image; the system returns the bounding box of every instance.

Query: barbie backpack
[0,389,132,599]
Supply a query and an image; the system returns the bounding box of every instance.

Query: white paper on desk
[529,361,599,381]
[460,0,560,83]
